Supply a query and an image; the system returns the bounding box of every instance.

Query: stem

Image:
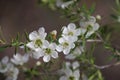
[94,61,120,69]
[96,32,104,42]
[86,39,102,42]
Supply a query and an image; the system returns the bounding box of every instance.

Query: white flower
[26,27,48,59]
[60,67,80,80]
[26,27,47,50]
[56,0,74,9]
[11,53,29,65]
[80,16,100,38]
[0,56,19,80]
[56,37,75,55]
[42,41,58,62]
[65,46,84,60]
[0,56,9,73]
[62,23,81,42]
[59,61,80,80]
[5,63,19,80]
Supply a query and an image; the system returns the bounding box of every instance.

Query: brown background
[0,0,120,80]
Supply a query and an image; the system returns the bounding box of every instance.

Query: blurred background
[0,0,120,80]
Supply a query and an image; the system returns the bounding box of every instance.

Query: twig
[96,32,104,42]
[87,39,102,42]
[94,61,120,69]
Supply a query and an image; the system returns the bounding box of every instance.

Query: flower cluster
[80,16,100,38]
[56,23,81,55]
[0,16,100,80]
[26,27,58,62]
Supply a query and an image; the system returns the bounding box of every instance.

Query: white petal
[72,61,80,69]
[75,29,81,36]
[59,37,65,43]
[1,56,9,64]
[38,27,47,39]
[11,59,18,65]
[56,45,63,52]
[89,16,96,23]
[70,43,75,49]
[65,68,72,76]
[68,23,76,30]
[62,27,68,34]
[33,49,44,59]
[74,70,80,79]
[43,55,51,62]
[29,31,38,40]
[49,43,56,50]
[65,62,71,68]
[23,54,29,63]
[26,42,35,50]
[85,31,94,38]
[43,40,49,48]
[59,76,67,80]
[63,49,70,55]
[65,54,75,60]
[51,51,58,58]
[93,23,99,31]
[38,27,45,34]
[80,28,86,35]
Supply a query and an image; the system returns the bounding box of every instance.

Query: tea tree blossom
[59,61,80,80]
[5,63,19,80]
[26,27,48,59]
[0,56,9,73]
[60,68,80,80]
[56,37,75,55]
[42,41,58,62]
[26,27,47,50]
[11,53,29,65]
[80,16,100,38]
[62,23,81,42]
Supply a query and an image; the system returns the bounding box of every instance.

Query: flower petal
[74,70,80,79]
[38,27,47,39]
[72,61,80,69]
[59,76,67,80]
[56,45,63,52]
[68,23,76,30]
[63,48,70,55]
[43,55,51,62]
[51,51,58,58]
[1,56,9,64]
[65,54,75,60]
[29,31,38,40]
[26,42,35,50]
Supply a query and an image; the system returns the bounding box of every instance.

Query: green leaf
[0,45,10,52]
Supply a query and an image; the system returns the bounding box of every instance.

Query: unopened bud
[36,61,41,66]
[96,15,101,20]
[51,30,57,40]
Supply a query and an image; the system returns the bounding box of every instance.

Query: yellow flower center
[68,31,73,36]
[69,76,75,80]
[35,39,42,47]
[45,48,51,54]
